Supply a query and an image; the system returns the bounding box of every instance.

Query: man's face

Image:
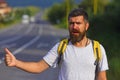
[68,16,89,42]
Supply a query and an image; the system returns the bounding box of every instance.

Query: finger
[5,54,11,61]
[6,60,12,66]
[4,48,13,56]
[5,53,12,66]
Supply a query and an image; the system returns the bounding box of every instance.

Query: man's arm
[5,48,49,73]
[97,71,107,80]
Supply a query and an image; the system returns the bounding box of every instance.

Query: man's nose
[72,23,78,29]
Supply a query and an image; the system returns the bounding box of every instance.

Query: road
[0,11,68,80]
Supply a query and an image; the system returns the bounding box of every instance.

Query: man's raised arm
[4,48,49,73]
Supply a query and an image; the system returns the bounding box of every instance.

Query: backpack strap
[57,38,69,65]
[57,39,102,66]
[92,40,102,64]
[92,40,102,80]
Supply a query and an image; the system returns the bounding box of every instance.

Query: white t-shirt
[43,41,109,80]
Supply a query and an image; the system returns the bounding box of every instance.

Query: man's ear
[86,22,89,30]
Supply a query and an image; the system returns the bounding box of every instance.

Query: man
[5,8,109,80]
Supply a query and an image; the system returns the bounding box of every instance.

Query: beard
[69,30,86,44]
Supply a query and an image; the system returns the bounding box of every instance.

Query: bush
[0,6,40,28]
[88,1,120,79]
[47,3,66,24]
[108,58,120,80]
[46,0,76,29]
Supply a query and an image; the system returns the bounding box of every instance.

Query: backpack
[57,38,102,65]
[57,38,102,79]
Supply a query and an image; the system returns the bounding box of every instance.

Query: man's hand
[4,48,49,73]
[5,48,17,67]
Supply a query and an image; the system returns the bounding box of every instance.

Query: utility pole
[93,0,98,15]
[66,0,70,28]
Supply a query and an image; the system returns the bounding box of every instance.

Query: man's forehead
[69,16,84,21]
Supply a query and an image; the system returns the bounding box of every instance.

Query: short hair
[68,8,88,22]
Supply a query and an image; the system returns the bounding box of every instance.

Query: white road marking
[0,24,34,45]
[0,24,43,64]
[13,24,43,55]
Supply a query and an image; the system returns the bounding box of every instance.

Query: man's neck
[72,37,89,47]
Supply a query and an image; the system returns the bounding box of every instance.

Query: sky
[6,0,82,8]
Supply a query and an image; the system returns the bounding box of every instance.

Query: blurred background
[0,0,120,80]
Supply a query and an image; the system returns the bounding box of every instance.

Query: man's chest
[62,45,96,70]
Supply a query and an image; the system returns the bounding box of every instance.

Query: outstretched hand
[5,48,17,67]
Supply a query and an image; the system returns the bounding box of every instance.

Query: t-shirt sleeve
[98,44,109,71]
[43,43,59,68]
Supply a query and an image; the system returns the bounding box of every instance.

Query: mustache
[71,29,79,33]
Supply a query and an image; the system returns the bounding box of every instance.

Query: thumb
[5,48,13,56]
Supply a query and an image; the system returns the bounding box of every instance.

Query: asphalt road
[0,11,68,80]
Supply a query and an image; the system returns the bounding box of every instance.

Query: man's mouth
[72,30,79,33]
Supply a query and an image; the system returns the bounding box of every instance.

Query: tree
[78,0,110,15]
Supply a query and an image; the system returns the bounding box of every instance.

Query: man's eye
[76,22,81,25]
[69,22,74,25]
[69,22,81,25]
